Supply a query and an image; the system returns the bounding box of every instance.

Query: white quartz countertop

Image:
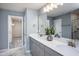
[29,34,79,56]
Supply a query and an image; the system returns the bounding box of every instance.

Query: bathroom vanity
[30,37,62,56]
[29,34,79,56]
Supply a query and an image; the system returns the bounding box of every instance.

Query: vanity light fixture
[43,3,63,13]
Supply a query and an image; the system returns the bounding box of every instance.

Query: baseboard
[25,50,31,53]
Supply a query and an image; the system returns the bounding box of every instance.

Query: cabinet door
[44,46,62,56]
[30,38,44,56]
[44,52,52,56]
[33,43,44,56]
[30,38,36,56]
[31,42,38,56]
[30,38,33,55]
[44,51,61,56]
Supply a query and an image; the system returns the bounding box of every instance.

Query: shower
[8,15,23,49]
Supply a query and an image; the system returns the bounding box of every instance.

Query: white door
[54,19,62,37]
[8,16,12,49]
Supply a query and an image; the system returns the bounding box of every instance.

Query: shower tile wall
[9,18,22,49]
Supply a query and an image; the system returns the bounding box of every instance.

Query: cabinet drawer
[44,46,62,56]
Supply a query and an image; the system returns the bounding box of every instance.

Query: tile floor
[9,37,23,49]
[0,47,31,56]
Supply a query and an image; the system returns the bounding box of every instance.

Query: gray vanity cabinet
[30,37,44,56]
[30,37,62,56]
[30,41,37,56]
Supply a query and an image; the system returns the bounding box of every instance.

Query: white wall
[0,9,23,50]
[27,9,38,34]
[24,8,49,50]
[24,8,38,50]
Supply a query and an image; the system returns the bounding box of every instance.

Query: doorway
[8,15,23,49]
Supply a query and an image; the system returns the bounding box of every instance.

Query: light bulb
[46,5,50,12]
[51,3,54,7]
[51,3,58,8]
[49,4,53,10]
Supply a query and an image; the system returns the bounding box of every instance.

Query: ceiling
[47,3,79,17]
[0,3,79,17]
[0,3,46,12]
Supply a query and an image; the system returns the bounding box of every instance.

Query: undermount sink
[53,45,79,56]
[48,40,67,47]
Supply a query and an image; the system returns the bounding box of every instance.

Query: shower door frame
[8,15,23,49]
